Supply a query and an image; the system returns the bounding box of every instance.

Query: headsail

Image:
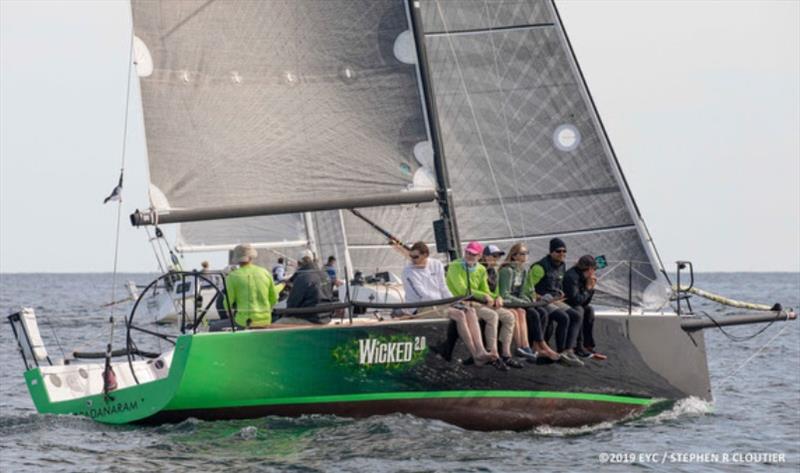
[418,0,670,308]
[131,0,436,226]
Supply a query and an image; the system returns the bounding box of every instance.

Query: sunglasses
[515,251,529,256]
[409,253,422,260]
[553,249,567,254]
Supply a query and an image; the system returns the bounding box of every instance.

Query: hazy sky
[1,0,798,274]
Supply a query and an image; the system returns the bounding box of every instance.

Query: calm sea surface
[1,272,798,472]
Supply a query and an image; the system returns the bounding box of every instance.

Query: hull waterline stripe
[170,391,654,411]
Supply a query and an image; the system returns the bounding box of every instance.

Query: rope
[694,310,784,342]
[675,285,776,311]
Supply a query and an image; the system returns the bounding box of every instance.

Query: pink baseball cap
[464,241,484,255]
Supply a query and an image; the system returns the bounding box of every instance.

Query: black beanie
[549,238,566,253]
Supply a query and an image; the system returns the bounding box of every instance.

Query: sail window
[553,124,581,152]
[393,30,417,65]
[133,36,153,77]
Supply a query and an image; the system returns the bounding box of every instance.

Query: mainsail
[130,0,670,308]
[131,0,436,228]
[417,0,670,308]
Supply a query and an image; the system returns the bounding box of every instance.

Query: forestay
[416,0,670,308]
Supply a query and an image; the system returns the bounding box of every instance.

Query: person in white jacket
[402,241,494,365]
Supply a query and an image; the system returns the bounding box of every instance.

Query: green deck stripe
[212,391,654,409]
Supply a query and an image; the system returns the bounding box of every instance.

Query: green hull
[24,316,708,430]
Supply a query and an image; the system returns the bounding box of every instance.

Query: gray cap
[233,244,257,263]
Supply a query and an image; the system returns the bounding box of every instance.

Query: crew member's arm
[522,264,545,299]
[470,267,493,304]
[445,263,468,297]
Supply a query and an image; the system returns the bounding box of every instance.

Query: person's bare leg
[515,308,530,349]
[447,308,478,358]
[476,307,500,358]
[463,307,494,362]
[512,309,524,347]
[535,340,560,360]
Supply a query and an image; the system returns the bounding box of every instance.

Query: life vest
[533,255,565,296]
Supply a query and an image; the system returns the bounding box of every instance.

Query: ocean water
[0,272,798,472]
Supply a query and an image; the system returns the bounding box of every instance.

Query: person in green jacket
[497,243,534,361]
[226,243,278,328]
[446,241,521,371]
[499,243,560,361]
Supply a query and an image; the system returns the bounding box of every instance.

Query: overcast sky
[1,0,798,274]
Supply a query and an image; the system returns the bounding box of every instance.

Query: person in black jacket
[563,255,606,360]
[275,252,336,325]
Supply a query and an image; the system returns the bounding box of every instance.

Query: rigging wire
[715,321,791,389]
[102,25,136,391]
[40,312,66,360]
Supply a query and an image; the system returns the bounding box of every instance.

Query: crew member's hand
[494,296,504,308]
[484,295,494,306]
[586,275,597,290]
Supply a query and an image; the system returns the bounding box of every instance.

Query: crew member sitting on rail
[446,241,521,371]
[498,243,560,362]
[403,242,494,365]
[276,250,337,325]
[523,238,584,367]
[564,254,607,360]
[226,244,279,328]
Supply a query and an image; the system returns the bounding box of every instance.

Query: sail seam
[426,23,554,37]
[477,224,638,244]
[455,186,620,208]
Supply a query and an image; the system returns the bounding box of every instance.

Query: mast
[407,0,461,261]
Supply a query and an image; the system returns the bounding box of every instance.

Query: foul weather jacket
[446,259,492,301]
[225,264,278,328]
[563,266,594,307]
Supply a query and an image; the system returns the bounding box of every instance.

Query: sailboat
[8,0,795,431]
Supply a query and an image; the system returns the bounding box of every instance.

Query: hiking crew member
[402,242,494,365]
[226,244,279,328]
[481,244,504,297]
[523,238,584,366]
[564,254,607,360]
[447,241,521,371]
[499,243,560,362]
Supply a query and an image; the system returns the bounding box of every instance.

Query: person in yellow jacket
[446,241,520,371]
[226,243,278,328]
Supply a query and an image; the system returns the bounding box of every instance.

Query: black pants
[525,307,548,342]
[543,304,582,352]
[574,305,596,350]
